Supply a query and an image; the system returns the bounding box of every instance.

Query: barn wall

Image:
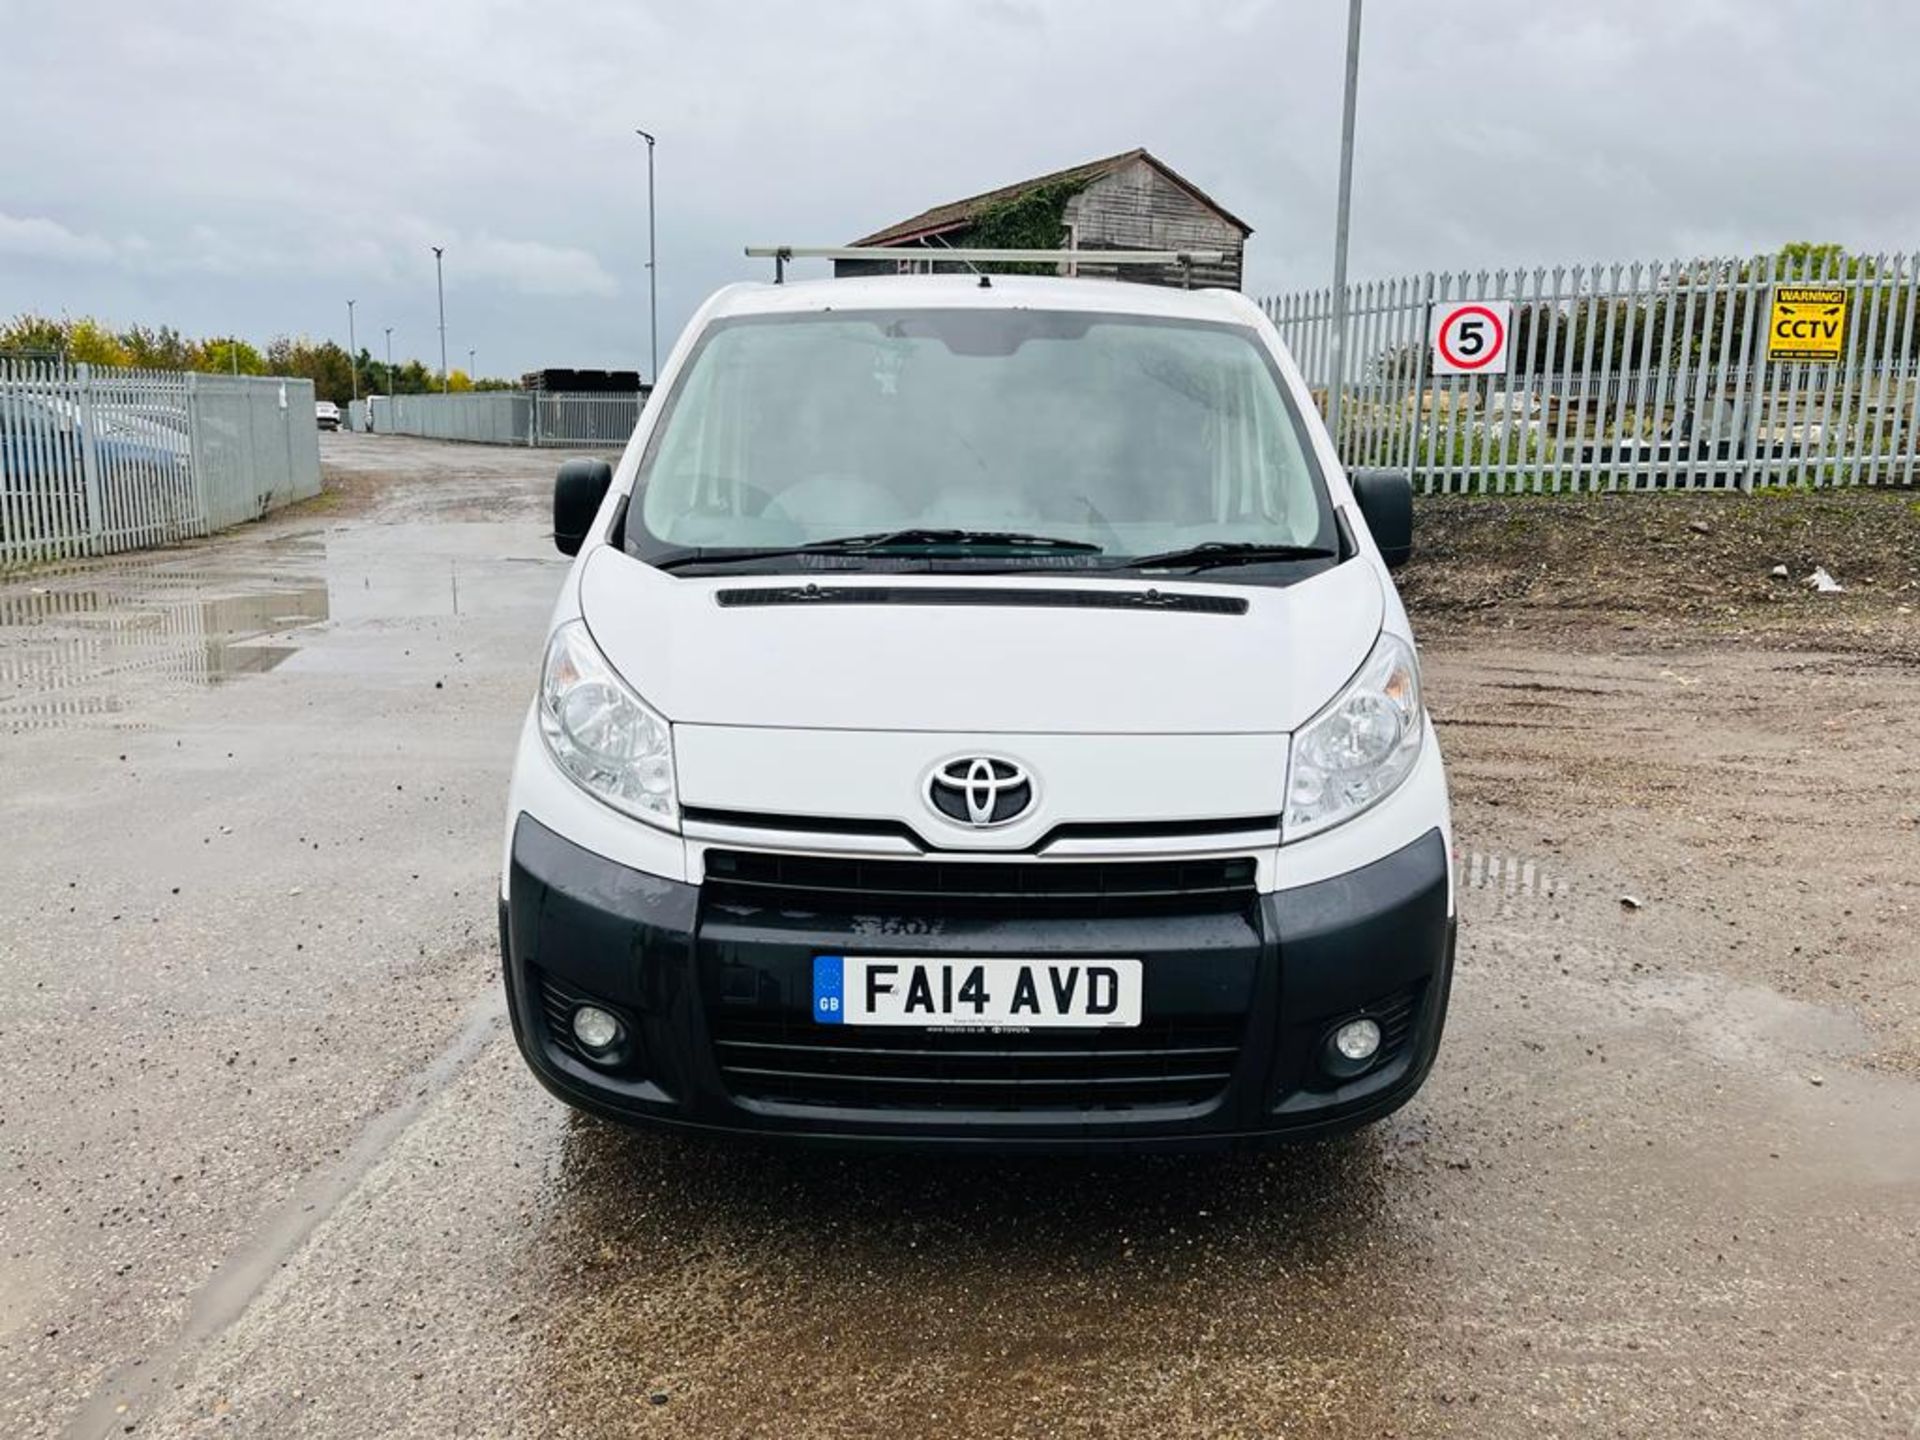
[830,156,1248,286]
[1061,158,1245,290]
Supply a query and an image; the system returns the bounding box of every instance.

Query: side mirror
[1351,471,1413,569]
[553,458,614,556]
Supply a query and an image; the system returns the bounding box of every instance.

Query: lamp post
[347,299,359,405]
[383,326,394,431]
[636,128,657,381]
[432,245,449,395]
[468,346,476,383]
[1325,0,1363,454]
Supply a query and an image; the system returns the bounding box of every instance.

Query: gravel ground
[1,436,1914,1439]
[1401,487,1920,655]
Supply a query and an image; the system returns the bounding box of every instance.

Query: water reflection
[318,522,558,623]
[0,584,329,729]
[0,518,560,731]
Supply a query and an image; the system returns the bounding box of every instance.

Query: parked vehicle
[500,262,1454,1150]
[314,400,341,431]
[1,390,190,483]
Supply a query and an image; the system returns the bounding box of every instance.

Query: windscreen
[634,308,1333,564]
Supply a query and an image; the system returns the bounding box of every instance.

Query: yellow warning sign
[1768,286,1847,363]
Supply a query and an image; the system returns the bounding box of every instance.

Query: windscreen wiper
[653,528,1102,570]
[806,527,1103,554]
[1114,540,1337,573]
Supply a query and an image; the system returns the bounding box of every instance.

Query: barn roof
[848,148,1254,246]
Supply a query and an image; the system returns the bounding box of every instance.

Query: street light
[431,245,449,395]
[347,299,359,405]
[1325,0,1363,452]
[468,346,476,382]
[384,326,394,430]
[636,128,657,381]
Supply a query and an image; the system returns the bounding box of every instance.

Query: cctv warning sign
[1768,286,1847,363]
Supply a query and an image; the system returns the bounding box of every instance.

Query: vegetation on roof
[964,178,1093,273]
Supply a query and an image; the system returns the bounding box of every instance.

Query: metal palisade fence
[364,390,645,448]
[1263,252,1920,492]
[1,360,322,566]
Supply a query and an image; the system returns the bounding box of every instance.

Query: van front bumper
[501,816,1454,1152]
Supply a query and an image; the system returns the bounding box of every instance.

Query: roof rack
[744,245,1228,287]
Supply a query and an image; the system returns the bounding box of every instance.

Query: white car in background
[314,400,341,432]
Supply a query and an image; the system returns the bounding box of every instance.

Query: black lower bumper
[501,817,1455,1152]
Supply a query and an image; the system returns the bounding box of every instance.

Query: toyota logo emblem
[925,755,1034,828]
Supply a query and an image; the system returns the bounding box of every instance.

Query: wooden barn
[836,148,1251,291]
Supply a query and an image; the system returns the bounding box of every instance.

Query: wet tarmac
[2,436,1916,1438]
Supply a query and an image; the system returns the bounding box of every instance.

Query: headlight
[1284,631,1423,842]
[538,620,677,829]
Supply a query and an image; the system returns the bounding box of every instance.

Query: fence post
[75,361,105,553]
[1726,258,1757,494]
[1742,254,1774,493]
[184,371,210,531]
[283,381,297,509]
[1404,274,1435,493]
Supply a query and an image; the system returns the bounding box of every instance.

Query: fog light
[1332,1017,1383,1063]
[571,1004,623,1053]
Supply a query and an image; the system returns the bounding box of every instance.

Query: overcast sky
[2,0,1914,379]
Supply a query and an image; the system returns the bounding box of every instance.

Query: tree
[122,324,195,369]
[195,338,268,375]
[1776,241,1870,280]
[0,313,68,358]
[68,322,131,366]
[264,336,358,404]
[0,310,532,390]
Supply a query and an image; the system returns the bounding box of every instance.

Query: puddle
[317,522,559,622]
[0,518,561,731]
[0,585,329,728]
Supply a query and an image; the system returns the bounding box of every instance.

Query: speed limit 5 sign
[1430,300,1512,376]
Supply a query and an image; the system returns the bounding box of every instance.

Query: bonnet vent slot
[714,585,1247,615]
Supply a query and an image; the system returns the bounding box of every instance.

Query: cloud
[378,215,619,299]
[0,211,116,265]
[460,234,618,299]
[2,0,1916,373]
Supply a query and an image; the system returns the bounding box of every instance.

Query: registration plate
[812,955,1142,1029]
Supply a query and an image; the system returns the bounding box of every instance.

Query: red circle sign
[1437,304,1506,371]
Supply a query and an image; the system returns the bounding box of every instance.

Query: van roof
[704,273,1264,327]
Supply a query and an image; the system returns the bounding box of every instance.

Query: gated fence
[1,361,322,567]
[1263,252,1920,492]
[362,390,644,448]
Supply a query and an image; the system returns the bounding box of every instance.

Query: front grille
[1372,984,1421,1062]
[702,850,1259,917]
[537,968,591,1062]
[711,1011,1244,1113]
[681,806,1281,852]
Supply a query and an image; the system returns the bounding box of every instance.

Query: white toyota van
[501,265,1454,1150]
